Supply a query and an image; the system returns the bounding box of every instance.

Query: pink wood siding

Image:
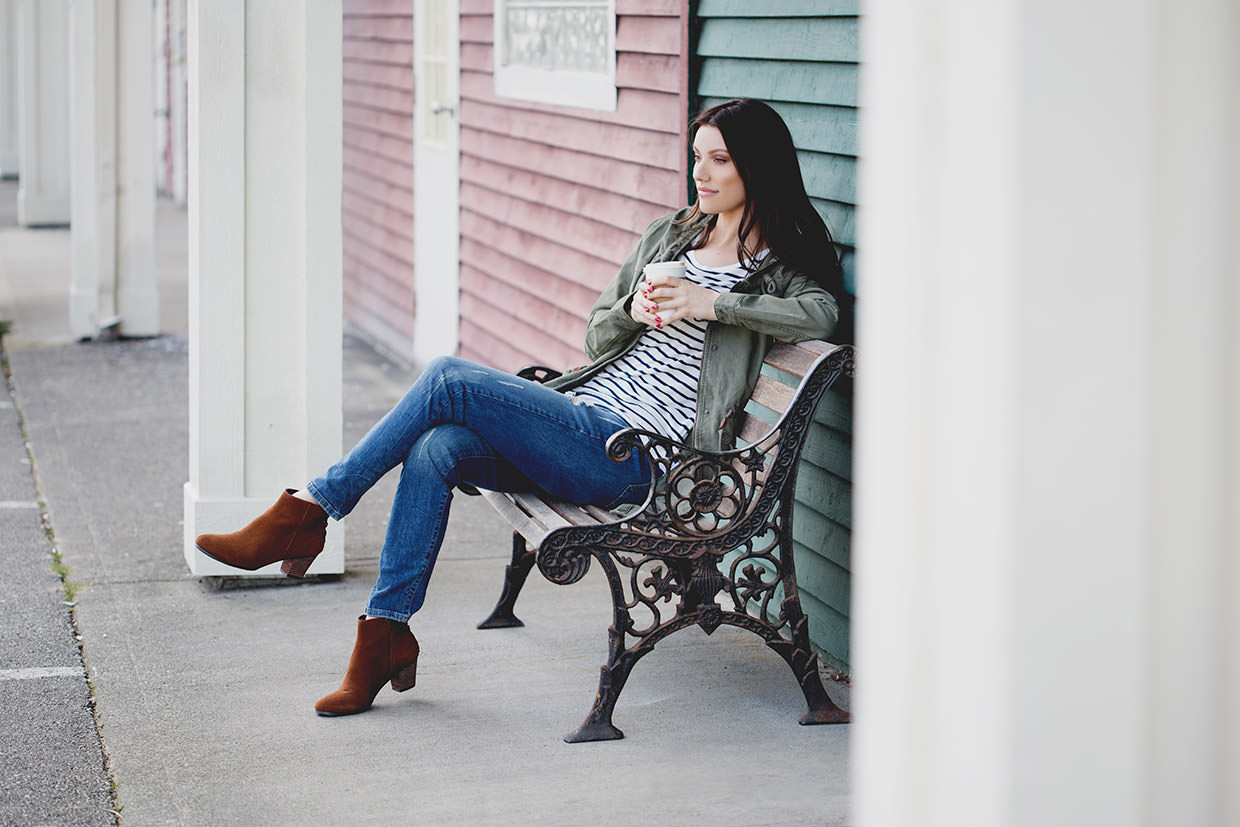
[342,0,416,360]
[457,0,690,371]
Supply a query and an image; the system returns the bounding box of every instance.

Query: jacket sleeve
[582,214,676,360]
[712,272,840,343]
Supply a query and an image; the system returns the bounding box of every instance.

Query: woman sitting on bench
[195,98,848,717]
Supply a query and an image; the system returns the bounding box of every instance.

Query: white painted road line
[0,667,83,681]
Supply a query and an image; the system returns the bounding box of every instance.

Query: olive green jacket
[544,208,840,453]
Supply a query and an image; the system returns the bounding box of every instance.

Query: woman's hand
[629,275,718,330]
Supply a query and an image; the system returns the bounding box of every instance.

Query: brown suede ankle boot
[315,616,420,717]
[195,489,328,578]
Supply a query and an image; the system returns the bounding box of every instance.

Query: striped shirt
[570,250,751,450]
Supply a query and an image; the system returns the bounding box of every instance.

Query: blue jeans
[306,356,650,622]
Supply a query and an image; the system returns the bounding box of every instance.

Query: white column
[153,0,168,195]
[168,0,187,206]
[852,0,1239,824]
[15,0,69,226]
[0,0,19,177]
[68,0,117,337]
[183,0,344,577]
[114,0,158,335]
[68,0,159,340]
[151,0,187,204]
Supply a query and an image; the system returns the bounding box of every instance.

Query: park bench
[475,340,855,742]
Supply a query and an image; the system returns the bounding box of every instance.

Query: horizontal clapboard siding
[457,0,690,371]
[697,0,858,673]
[342,0,416,360]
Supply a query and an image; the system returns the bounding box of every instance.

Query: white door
[412,0,460,365]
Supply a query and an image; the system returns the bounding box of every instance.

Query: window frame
[492,0,618,112]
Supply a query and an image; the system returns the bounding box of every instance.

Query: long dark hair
[679,99,846,303]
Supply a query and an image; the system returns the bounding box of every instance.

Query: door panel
[413,0,460,364]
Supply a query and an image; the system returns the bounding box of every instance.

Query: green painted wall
[694,0,859,672]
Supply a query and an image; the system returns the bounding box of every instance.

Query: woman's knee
[405,356,475,414]
[407,425,487,485]
[421,355,468,385]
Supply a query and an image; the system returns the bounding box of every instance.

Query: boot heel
[391,661,418,692]
[281,555,316,578]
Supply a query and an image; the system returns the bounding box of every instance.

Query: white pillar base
[183,484,345,577]
[68,284,100,340]
[16,193,70,227]
[118,286,160,337]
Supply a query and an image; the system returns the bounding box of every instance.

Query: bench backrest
[736,339,846,448]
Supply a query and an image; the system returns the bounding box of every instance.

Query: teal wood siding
[695,0,858,673]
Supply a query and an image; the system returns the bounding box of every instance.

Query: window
[493,0,617,111]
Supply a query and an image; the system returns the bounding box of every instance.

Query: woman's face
[692,125,746,219]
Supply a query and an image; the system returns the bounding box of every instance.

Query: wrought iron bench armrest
[591,343,844,560]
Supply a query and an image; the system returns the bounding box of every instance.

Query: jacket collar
[665,212,785,294]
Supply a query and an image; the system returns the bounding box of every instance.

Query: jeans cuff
[363,606,411,624]
[305,481,345,521]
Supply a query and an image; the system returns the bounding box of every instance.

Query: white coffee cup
[642,261,686,281]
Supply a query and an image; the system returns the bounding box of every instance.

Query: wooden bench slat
[750,373,797,415]
[512,492,576,533]
[480,489,612,542]
[764,341,820,378]
[582,504,617,522]
[795,339,834,357]
[737,412,774,446]
[545,499,606,527]
[479,489,550,547]
[739,342,843,445]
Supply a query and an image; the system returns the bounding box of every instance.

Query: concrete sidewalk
[0,179,850,825]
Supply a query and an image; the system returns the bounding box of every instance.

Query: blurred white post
[152,0,187,205]
[15,0,69,226]
[113,0,158,335]
[68,0,118,339]
[183,0,344,576]
[153,0,168,195]
[68,0,159,340]
[852,0,1239,824]
[0,0,19,177]
[168,0,187,206]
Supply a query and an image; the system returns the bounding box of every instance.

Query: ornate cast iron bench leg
[564,607,648,743]
[756,525,850,725]
[772,604,851,725]
[564,557,695,743]
[477,532,537,629]
[563,575,850,741]
[563,627,633,743]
